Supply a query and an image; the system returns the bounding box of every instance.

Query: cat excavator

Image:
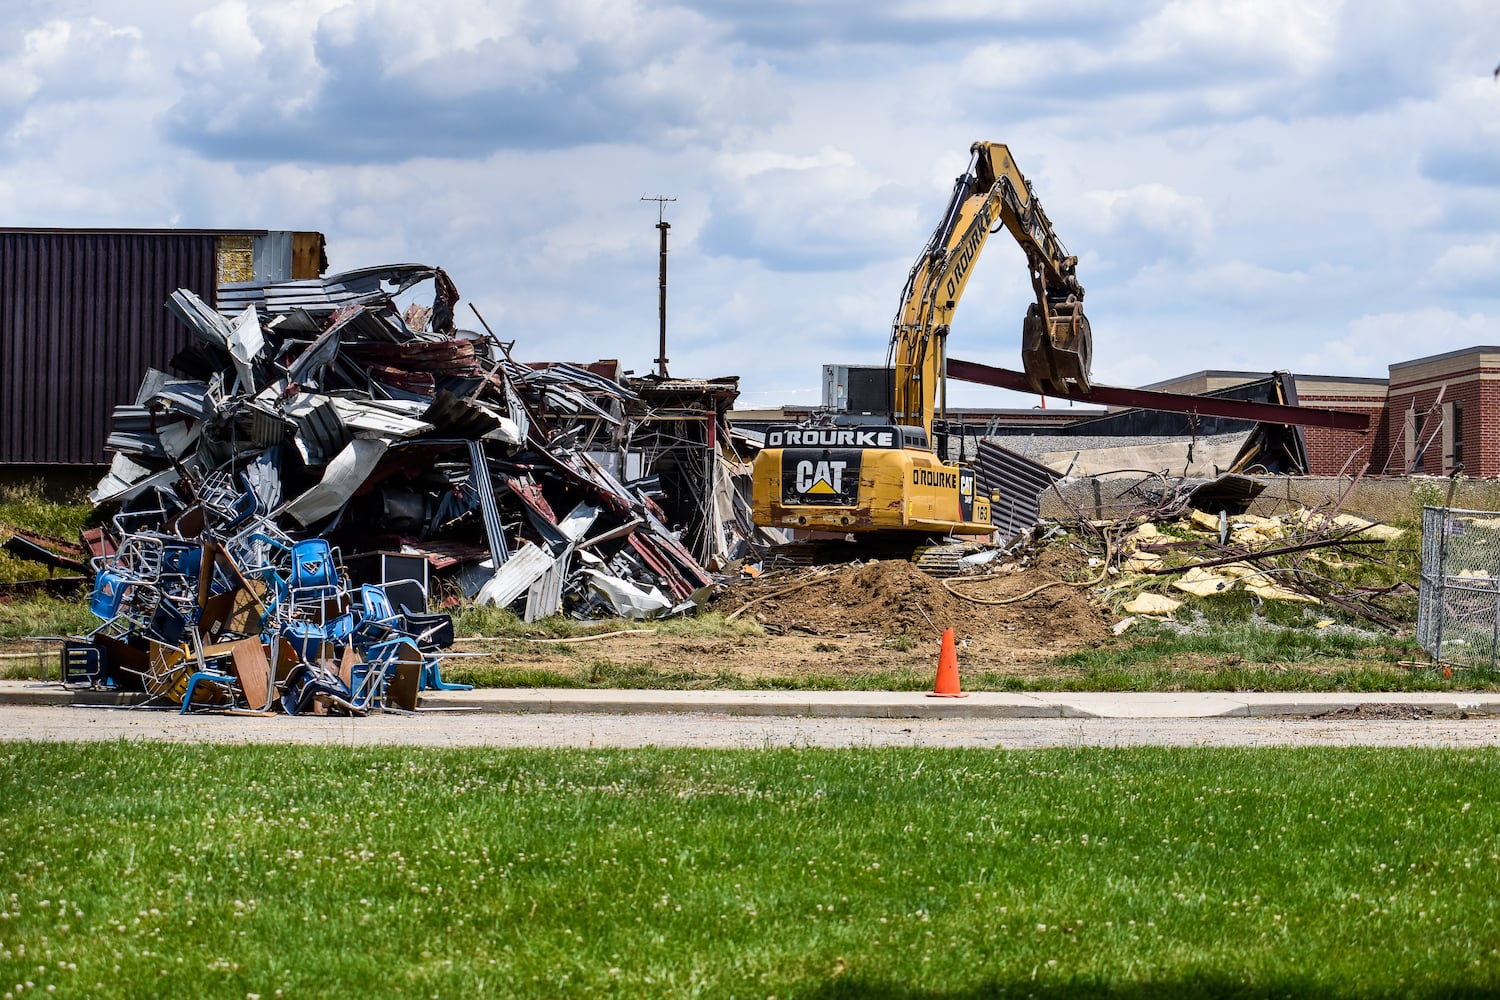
[750,142,1092,557]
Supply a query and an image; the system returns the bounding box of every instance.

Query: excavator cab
[1021,297,1092,397]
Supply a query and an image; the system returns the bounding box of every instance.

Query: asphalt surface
[1,683,1498,748]
[4,705,1500,747]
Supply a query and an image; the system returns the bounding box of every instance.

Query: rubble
[62,263,769,713]
[1037,470,1412,628]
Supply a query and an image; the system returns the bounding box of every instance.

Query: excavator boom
[890,142,1092,426]
[750,142,1090,557]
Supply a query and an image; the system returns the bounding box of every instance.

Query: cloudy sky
[4,1,1498,409]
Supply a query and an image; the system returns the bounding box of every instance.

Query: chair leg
[349,660,390,712]
[180,671,235,714]
[420,656,471,691]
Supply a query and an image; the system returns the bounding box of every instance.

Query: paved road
[5,705,1500,748]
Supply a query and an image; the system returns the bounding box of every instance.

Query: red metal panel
[946,358,1371,432]
[1,232,218,465]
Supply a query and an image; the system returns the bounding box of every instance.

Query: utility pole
[641,195,676,377]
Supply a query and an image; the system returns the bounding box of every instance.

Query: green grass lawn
[1,744,1496,998]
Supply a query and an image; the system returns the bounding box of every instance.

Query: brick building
[1384,346,1500,478]
[1290,374,1393,477]
[1149,346,1500,477]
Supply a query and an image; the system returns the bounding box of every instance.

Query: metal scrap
[62,262,775,715]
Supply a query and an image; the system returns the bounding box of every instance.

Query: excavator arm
[889,141,1092,436]
[751,142,1088,549]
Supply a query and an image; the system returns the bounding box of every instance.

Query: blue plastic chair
[180,668,236,714]
[353,584,469,691]
[290,538,339,593]
[90,570,131,621]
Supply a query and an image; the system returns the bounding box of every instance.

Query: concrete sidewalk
[2,680,1497,719]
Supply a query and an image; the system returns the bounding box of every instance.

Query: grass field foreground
[1,743,1496,998]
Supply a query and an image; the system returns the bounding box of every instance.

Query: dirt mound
[769,560,974,634]
[717,550,1111,657]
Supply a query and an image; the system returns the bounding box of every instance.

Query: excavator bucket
[1021,299,1092,397]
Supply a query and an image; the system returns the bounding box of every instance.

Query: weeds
[0,596,97,641]
[0,483,94,586]
[452,606,763,641]
[651,611,764,639]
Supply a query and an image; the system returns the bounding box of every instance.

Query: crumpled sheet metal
[90,263,728,625]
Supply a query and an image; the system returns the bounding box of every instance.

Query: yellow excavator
[750,142,1092,551]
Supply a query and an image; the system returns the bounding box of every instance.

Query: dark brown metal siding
[1,233,218,465]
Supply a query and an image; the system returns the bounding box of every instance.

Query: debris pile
[1040,472,1410,628]
[64,263,764,711]
[72,527,467,714]
[92,264,737,622]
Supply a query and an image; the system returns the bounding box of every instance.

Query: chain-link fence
[1418,505,1500,669]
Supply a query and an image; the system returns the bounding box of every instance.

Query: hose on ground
[941,535,1116,606]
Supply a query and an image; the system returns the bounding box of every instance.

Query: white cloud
[0,16,148,113]
[1300,308,1500,376]
[318,0,576,89]
[188,2,265,66]
[719,146,858,183]
[1138,0,1337,70]
[700,145,920,271]
[1430,237,1500,288]
[2,0,1500,408]
[1080,183,1212,264]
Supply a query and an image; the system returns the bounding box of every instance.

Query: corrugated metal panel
[1,232,218,465]
[216,264,437,317]
[252,231,293,283]
[974,440,1063,538]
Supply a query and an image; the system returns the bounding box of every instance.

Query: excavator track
[763,539,976,577]
[909,543,968,578]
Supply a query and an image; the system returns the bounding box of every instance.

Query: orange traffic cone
[928,627,968,698]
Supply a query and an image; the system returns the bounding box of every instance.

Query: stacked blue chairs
[79,469,465,714]
[345,584,423,707]
[87,535,187,638]
[352,583,469,692]
[198,470,260,533]
[279,661,352,715]
[85,531,211,701]
[245,535,354,663]
[179,657,238,714]
[285,539,355,660]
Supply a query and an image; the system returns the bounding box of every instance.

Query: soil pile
[717,550,1111,657]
